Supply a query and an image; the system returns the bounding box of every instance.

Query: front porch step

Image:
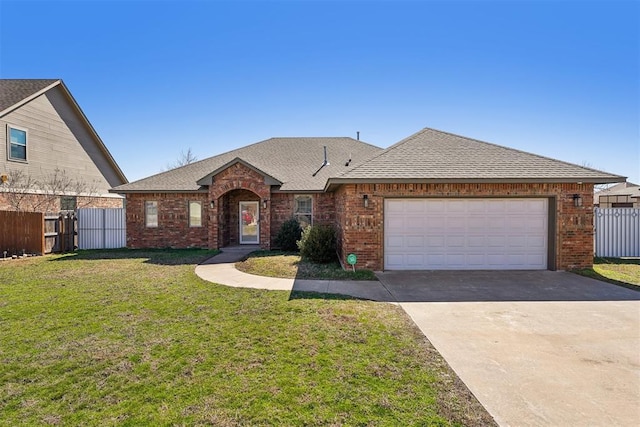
[220,245,261,253]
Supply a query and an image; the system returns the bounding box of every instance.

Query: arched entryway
[207,161,272,250]
[218,190,264,247]
[215,189,267,249]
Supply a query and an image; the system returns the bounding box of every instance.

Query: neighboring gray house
[595,182,639,208]
[0,79,127,212]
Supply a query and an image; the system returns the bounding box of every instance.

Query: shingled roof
[0,79,60,115]
[595,182,640,202]
[111,137,382,193]
[327,127,625,187]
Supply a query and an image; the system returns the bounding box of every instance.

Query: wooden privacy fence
[45,214,77,254]
[0,210,45,255]
[594,208,640,257]
[77,208,126,249]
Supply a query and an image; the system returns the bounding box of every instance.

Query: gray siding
[0,85,123,196]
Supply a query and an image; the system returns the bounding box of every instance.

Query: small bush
[297,225,336,263]
[274,218,303,251]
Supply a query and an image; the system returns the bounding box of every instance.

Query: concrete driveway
[376,271,640,427]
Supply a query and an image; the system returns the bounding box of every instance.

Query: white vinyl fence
[77,208,126,249]
[594,208,640,257]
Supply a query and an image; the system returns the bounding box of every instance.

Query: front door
[239,201,259,244]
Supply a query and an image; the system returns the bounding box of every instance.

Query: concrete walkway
[195,248,394,300]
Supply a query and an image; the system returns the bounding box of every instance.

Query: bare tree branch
[163,147,198,171]
[0,168,101,213]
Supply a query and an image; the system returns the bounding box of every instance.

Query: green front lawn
[236,250,378,280]
[0,249,492,426]
[574,257,640,289]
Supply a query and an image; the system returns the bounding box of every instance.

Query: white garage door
[384,198,548,270]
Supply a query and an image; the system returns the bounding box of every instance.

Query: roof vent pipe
[312,146,330,177]
[356,131,360,141]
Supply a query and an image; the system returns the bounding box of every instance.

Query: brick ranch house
[112,128,625,271]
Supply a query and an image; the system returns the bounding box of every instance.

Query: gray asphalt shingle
[112,137,382,192]
[335,128,625,183]
[0,79,59,113]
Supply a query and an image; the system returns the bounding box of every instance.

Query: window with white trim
[145,201,158,227]
[294,195,312,228]
[60,196,77,211]
[189,201,202,227]
[8,126,27,161]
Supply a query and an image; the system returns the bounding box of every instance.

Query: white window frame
[294,194,313,228]
[7,125,28,162]
[145,201,158,228]
[60,196,77,211]
[189,201,202,227]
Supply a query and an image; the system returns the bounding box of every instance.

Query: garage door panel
[386,235,404,248]
[468,200,487,213]
[467,236,485,247]
[427,217,446,228]
[526,200,547,213]
[385,254,404,269]
[426,254,445,265]
[507,235,527,248]
[488,236,506,247]
[406,235,424,248]
[526,217,547,232]
[426,200,446,213]
[446,253,466,267]
[486,217,505,230]
[467,217,486,230]
[486,200,507,213]
[405,200,426,213]
[467,254,487,267]
[386,216,406,229]
[385,198,548,270]
[487,254,507,266]
[448,200,467,212]
[406,254,424,267]
[448,236,465,247]
[447,217,467,230]
[428,236,445,248]
[527,235,546,248]
[506,200,529,212]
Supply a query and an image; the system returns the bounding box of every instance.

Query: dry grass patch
[574,257,640,289]
[236,250,377,280]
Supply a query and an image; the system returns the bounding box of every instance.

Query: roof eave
[109,188,209,194]
[324,176,627,191]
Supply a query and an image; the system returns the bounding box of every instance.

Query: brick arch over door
[208,162,272,249]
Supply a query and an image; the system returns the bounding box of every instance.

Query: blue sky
[1,0,638,184]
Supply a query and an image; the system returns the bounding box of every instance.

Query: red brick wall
[125,193,209,249]
[270,193,293,244]
[335,183,595,271]
[0,192,123,212]
[269,193,336,244]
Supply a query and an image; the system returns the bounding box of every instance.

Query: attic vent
[312,146,330,177]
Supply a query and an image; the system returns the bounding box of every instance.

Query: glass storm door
[239,201,259,244]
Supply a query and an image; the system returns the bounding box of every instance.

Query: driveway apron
[376,270,640,427]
